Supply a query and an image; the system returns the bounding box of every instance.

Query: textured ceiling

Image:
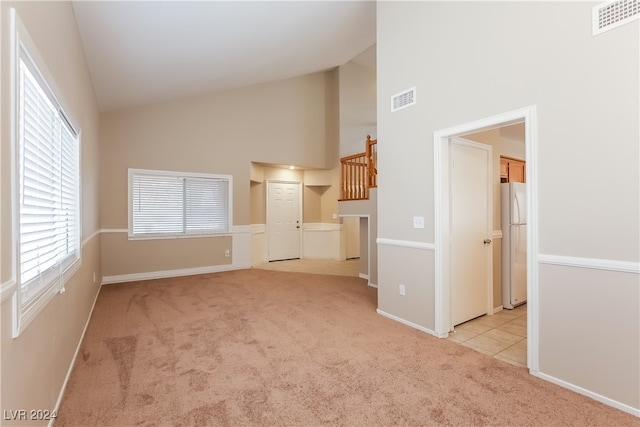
[72,1,377,111]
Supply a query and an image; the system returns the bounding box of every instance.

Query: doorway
[434,105,538,371]
[267,181,302,261]
[343,216,361,260]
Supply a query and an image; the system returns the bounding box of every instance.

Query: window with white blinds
[129,169,232,238]
[17,48,80,311]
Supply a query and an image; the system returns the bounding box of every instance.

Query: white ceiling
[71,1,377,112]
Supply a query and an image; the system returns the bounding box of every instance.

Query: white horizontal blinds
[60,115,79,254]
[132,174,184,235]
[18,57,79,305]
[131,172,230,236]
[185,177,228,233]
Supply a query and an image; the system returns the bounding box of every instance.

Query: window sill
[13,257,82,338]
[127,231,233,241]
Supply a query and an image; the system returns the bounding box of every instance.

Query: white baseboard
[102,264,245,285]
[362,274,377,288]
[530,370,640,418]
[50,282,102,427]
[493,305,503,314]
[376,309,446,338]
[303,255,345,261]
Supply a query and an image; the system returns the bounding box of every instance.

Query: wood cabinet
[499,160,508,179]
[500,157,526,183]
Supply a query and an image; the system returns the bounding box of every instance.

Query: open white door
[450,138,493,327]
[267,181,302,261]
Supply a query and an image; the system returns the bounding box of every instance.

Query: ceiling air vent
[391,87,416,112]
[593,0,639,35]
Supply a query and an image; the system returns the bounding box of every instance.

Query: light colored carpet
[55,269,637,426]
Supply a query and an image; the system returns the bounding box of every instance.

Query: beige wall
[539,265,639,407]
[319,168,341,223]
[100,71,332,228]
[1,1,102,424]
[339,60,377,157]
[250,182,265,224]
[101,234,232,278]
[100,72,338,278]
[304,186,323,223]
[377,1,638,410]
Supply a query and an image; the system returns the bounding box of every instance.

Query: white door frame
[449,137,493,327]
[266,180,303,261]
[433,105,539,372]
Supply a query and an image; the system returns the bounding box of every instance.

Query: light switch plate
[413,216,424,229]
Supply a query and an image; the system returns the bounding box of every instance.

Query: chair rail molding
[538,254,640,274]
[376,238,435,251]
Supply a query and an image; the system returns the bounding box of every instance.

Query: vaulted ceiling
[71,1,377,112]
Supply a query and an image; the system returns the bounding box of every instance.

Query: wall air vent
[391,87,416,112]
[593,0,639,35]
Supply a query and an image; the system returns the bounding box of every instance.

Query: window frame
[10,10,82,337]
[127,168,233,240]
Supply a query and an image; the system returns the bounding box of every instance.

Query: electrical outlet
[399,284,406,296]
[413,216,424,229]
[225,249,230,257]
[93,272,96,283]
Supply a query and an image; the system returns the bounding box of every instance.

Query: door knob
[483,239,492,244]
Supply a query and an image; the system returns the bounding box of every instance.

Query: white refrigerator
[501,182,527,309]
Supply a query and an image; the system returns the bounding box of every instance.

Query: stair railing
[340,135,377,201]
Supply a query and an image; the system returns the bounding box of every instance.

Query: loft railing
[340,135,377,201]
[366,135,377,189]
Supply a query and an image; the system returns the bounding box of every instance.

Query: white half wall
[250,224,267,266]
[252,223,345,264]
[302,223,343,260]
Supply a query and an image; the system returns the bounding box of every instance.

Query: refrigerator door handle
[513,192,521,224]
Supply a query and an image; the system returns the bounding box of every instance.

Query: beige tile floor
[254,259,527,368]
[447,304,528,368]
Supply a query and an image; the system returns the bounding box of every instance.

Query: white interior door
[267,181,301,261]
[450,138,493,327]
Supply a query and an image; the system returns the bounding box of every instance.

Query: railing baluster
[339,136,377,201]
